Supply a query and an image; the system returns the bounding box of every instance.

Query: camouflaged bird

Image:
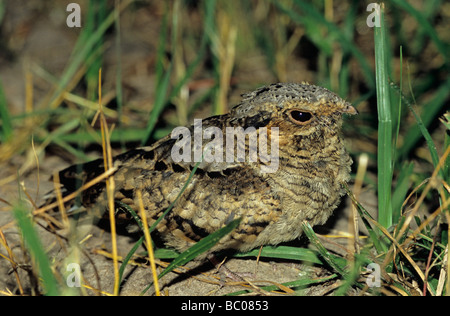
[46,82,357,256]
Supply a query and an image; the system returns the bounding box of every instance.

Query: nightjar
[44,82,357,256]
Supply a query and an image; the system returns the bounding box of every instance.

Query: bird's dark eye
[288,110,313,125]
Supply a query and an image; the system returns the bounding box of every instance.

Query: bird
[43,82,357,258]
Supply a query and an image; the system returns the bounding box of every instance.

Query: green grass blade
[157,218,242,281]
[13,203,60,296]
[301,221,347,276]
[118,235,144,285]
[398,78,450,159]
[403,66,446,184]
[153,248,179,259]
[118,159,202,289]
[344,184,388,254]
[149,162,202,234]
[116,202,145,284]
[84,0,108,101]
[0,78,12,141]
[233,245,321,265]
[374,4,393,229]
[139,217,242,295]
[406,102,442,176]
[392,161,414,223]
[392,46,403,166]
[403,77,448,181]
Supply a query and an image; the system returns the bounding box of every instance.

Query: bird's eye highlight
[288,110,313,125]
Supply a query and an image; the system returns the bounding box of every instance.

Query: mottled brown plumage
[47,82,357,256]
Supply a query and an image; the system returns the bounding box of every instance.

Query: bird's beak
[342,104,358,115]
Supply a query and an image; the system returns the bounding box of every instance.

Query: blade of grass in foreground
[374,3,393,229]
[13,202,60,296]
[397,78,450,159]
[0,78,12,142]
[302,221,347,276]
[344,184,388,254]
[157,218,242,281]
[234,245,321,265]
[140,218,242,295]
[118,159,203,288]
[405,86,443,179]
